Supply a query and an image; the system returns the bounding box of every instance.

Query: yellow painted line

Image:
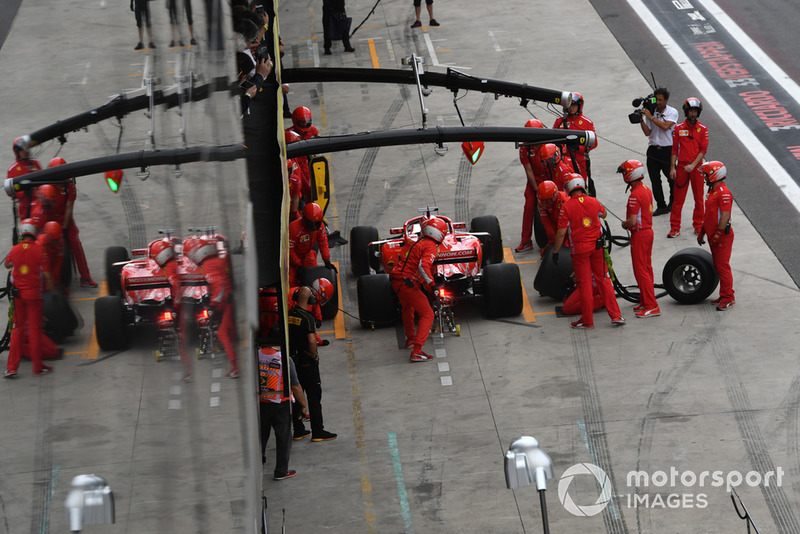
[72,296,101,302]
[533,311,556,317]
[86,281,108,360]
[333,261,345,339]
[318,330,335,335]
[503,247,536,323]
[65,351,88,355]
[368,39,380,69]
[436,49,451,52]
[298,60,314,64]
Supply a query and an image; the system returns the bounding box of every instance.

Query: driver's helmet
[421,217,447,243]
[150,239,176,267]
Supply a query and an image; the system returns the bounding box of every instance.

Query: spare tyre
[662,247,718,304]
[357,273,397,328]
[533,244,574,300]
[470,215,504,265]
[483,263,523,318]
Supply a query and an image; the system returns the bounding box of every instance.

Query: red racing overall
[390,237,438,351]
[626,182,658,310]
[5,239,48,374]
[671,119,708,234]
[557,193,621,326]
[703,183,734,302]
[200,255,238,373]
[288,217,330,285]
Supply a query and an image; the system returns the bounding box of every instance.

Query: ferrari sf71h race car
[94,228,227,358]
[349,208,523,333]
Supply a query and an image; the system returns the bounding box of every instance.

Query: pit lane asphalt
[2,0,800,532]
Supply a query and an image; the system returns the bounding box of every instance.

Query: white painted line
[437,362,450,372]
[310,40,320,68]
[385,39,396,62]
[210,397,220,407]
[440,376,453,386]
[212,368,223,378]
[211,382,221,393]
[168,399,181,410]
[435,348,447,359]
[625,0,800,211]
[423,33,440,67]
[170,385,181,395]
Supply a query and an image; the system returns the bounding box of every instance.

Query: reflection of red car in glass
[349,208,524,331]
[93,229,229,356]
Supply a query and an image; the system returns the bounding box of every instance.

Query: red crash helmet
[184,236,217,265]
[292,106,313,134]
[565,174,587,195]
[44,221,62,240]
[303,202,323,223]
[149,239,176,267]
[537,180,558,202]
[537,144,560,167]
[48,157,67,167]
[310,277,334,306]
[569,92,584,113]
[617,160,645,184]
[13,135,31,158]
[699,160,727,184]
[524,119,544,128]
[285,129,300,144]
[37,184,57,202]
[19,218,37,239]
[421,217,447,244]
[683,97,703,117]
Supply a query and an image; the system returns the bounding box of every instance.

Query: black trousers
[293,359,324,433]
[259,400,292,476]
[646,145,674,209]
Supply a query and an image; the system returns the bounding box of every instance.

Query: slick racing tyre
[95,295,130,351]
[662,248,719,304]
[357,274,397,328]
[470,215,504,266]
[301,265,339,320]
[483,263,523,318]
[349,225,379,277]
[43,290,79,342]
[533,244,574,300]
[105,246,130,296]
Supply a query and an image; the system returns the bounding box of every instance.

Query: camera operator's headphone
[292,287,316,304]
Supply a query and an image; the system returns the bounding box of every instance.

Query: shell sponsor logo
[20,265,29,274]
[299,234,310,243]
[582,217,591,228]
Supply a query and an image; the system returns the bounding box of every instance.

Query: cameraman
[639,88,677,216]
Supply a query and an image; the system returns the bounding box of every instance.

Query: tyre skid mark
[571,331,629,533]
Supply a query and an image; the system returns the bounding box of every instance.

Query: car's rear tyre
[349,226,379,277]
[301,265,339,320]
[470,215,504,265]
[357,274,397,328]
[533,244,574,300]
[95,295,130,351]
[105,246,129,296]
[61,239,73,288]
[483,263,523,318]
[662,248,718,304]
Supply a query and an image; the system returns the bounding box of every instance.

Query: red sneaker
[570,321,594,329]
[80,279,98,288]
[409,349,434,362]
[404,338,414,349]
[667,229,680,239]
[716,300,735,311]
[515,242,534,253]
[635,307,661,318]
[710,297,722,305]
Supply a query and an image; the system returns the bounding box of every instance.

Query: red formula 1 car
[349,208,523,331]
[94,229,227,357]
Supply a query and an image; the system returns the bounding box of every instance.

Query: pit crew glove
[552,250,559,265]
[324,260,337,273]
